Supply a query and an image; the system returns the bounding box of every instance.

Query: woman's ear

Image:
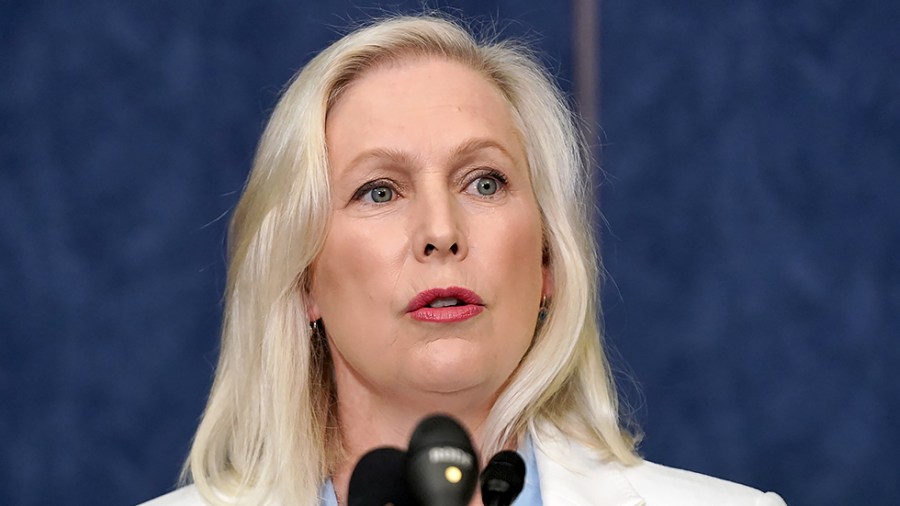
[541,236,553,298]
[541,264,554,300]
[303,273,322,323]
[306,299,321,323]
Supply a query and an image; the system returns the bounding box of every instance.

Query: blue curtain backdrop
[2,1,897,505]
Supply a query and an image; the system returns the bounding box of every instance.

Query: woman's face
[309,57,548,408]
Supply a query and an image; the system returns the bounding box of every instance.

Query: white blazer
[531,426,786,506]
[140,429,786,506]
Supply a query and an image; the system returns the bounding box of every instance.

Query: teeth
[428,297,461,308]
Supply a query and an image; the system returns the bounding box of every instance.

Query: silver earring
[538,296,549,322]
[310,319,319,335]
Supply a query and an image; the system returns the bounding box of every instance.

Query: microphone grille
[407,414,475,455]
[480,450,526,499]
[348,447,414,506]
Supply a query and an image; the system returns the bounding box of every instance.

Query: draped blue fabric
[2,1,897,504]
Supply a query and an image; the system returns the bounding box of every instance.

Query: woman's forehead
[324,57,527,175]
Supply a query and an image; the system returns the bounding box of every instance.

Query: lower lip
[408,305,484,323]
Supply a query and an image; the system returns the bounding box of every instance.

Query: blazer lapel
[533,428,645,506]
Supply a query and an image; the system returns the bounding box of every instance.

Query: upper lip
[406,286,484,312]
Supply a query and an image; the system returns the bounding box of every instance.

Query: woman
[143,15,786,506]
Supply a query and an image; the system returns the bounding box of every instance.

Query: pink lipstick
[406,286,485,323]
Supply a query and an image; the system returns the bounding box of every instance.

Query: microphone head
[480,450,526,505]
[348,447,414,506]
[405,414,479,506]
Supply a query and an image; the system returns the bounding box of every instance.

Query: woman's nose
[412,190,468,262]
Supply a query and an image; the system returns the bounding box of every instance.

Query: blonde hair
[185,14,639,505]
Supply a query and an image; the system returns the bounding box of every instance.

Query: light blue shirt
[321,479,338,506]
[320,436,543,505]
[513,434,543,505]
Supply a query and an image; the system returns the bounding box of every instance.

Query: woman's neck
[329,376,499,506]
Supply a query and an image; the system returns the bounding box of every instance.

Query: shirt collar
[513,434,544,505]
[320,478,338,506]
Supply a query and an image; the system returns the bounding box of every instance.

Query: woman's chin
[403,344,509,398]
[413,373,487,396]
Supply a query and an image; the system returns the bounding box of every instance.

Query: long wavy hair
[184,14,639,505]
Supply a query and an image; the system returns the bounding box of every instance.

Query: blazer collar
[532,426,645,506]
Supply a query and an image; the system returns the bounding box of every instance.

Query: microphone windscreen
[348,447,414,506]
[407,413,475,456]
[405,414,479,506]
[480,450,526,506]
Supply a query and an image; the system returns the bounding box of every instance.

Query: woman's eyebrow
[341,138,518,176]
[344,147,419,173]
[449,138,517,164]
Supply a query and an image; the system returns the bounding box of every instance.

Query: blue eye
[352,179,398,204]
[369,186,393,203]
[474,176,499,196]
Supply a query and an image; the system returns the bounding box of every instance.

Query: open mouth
[407,287,485,323]
[426,297,468,308]
[407,287,484,312]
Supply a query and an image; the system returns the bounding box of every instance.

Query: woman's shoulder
[621,460,787,506]
[532,425,786,505]
[137,485,205,506]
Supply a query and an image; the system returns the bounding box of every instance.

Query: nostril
[450,243,458,255]
[424,244,436,256]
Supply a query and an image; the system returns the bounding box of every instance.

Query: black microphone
[480,450,526,506]
[405,414,479,506]
[348,447,415,506]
